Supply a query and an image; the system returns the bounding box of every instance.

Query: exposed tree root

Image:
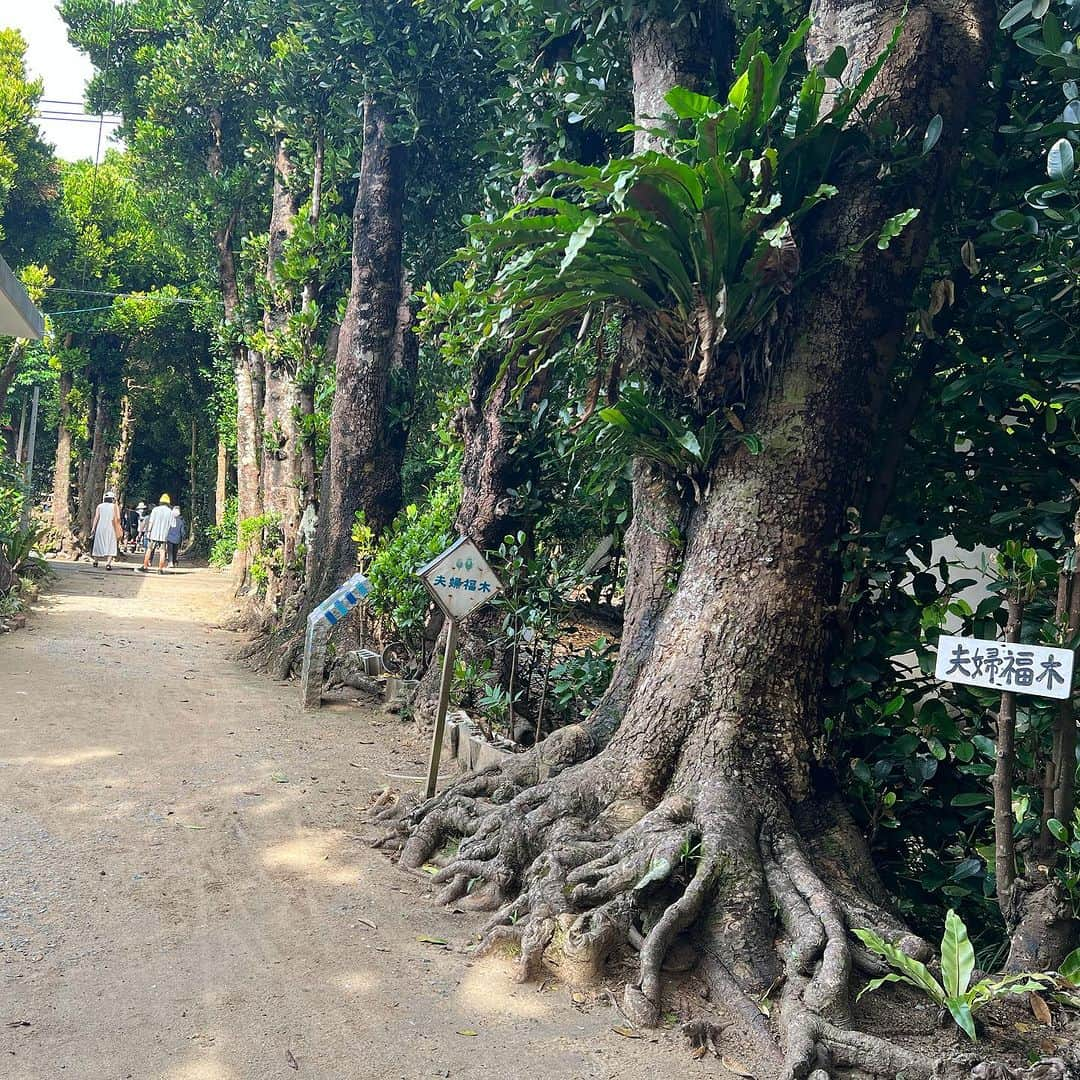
[375,751,942,1079]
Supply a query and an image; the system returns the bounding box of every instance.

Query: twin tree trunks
[376,3,1035,1078]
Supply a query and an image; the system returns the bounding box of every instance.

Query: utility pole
[20,385,39,532]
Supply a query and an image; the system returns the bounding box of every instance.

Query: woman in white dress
[90,490,122,570]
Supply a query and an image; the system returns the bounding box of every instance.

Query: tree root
[379,758,941,1079]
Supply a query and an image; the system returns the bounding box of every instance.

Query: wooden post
[15,393,27,464]
[20,386,39,531]
[993,595,1023,922]
[425,618,459,799]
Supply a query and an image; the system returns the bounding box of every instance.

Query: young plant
[854,909,1053,1040]
[1047,810,1080,917]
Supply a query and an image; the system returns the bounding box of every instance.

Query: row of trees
[0,28,214,555]
[2,0,1075,1073]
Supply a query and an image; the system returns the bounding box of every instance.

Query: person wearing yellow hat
[139,494,174,574]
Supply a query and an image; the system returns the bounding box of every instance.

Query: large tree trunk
[80,386,110,539]
[107,391,135,507]
[309,100,411,602]
[261,133,302,608]
[388,3,994,1076]
[215,435,228,526]
[50,368,77,556]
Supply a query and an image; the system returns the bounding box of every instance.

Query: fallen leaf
[691,1046,708,1061]
[357,917,377,930]
[612,1026,642,1039]
[421,864,440,876]
[417,936,448,946]
[456,1029,479,1037]
[722,1056,755,1078]
[6,1020,31,1028]
[1030,992,1052,1025]
[177,823,207,830]
[271,773,288,783]
[285,1048,299,1069]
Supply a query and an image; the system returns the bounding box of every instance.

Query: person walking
[135,502,149,552]
[166,505,186,568]
[90,490,123,570]
[139,494,174,575]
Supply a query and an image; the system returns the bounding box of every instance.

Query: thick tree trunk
[216,214,262,568]
[390,4,994,1075]
[262,133,302,607]
[107,392,134,506]
[50,369,77,556]
[80,386,110,539]
[310,100,410,602]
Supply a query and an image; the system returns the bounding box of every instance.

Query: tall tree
[387,2,996,1075]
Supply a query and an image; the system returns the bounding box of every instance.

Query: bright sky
[3,2,122,162]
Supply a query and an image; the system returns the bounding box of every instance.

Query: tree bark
[261,132,302,607]
[50,368,77,555]
[80,386,110,539]
[107,391,135,507]
[993,597,1022,921]
[310,100,410,602]
[215,434,228,526]
[392,4,994,1075]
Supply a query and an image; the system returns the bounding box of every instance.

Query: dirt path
[1,563,674,1080]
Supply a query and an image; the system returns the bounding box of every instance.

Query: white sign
[418,536,502,620]
[935,634,1074,700]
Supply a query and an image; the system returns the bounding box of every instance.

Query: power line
[44,287,215,305]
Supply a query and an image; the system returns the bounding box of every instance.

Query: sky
[4,2,122,162]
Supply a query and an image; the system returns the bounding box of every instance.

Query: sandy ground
[0,561,678,1080]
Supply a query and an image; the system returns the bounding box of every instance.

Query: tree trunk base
[373,743,938,1080]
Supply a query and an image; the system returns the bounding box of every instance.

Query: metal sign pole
[20,386,39,532]
[424,617,459,799]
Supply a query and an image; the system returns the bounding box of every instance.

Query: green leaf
[947,999,977,1041]
[1000,0,1034,28]
[941,910,975,999]
[923,114,943,154]
[823,46,848,80]
[852,929,946,1005]
[1047,818,1069,843]
[877,208,921,250]
[855,972,906,1001]
[663,86,720,121]
[1033,0,1051,16]
[559,216,600,275]
[1060,947,1080,983]
[1048,138,1075,181]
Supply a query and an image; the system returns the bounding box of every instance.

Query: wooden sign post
[417,537,502,799]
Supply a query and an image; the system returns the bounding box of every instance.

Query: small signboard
[935,634,1074,700]
[417,536,502,621]
[416,536,503,798]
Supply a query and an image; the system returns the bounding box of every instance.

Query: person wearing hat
[135,502,149,552]
[90,489,123,570]
[139,494,174,575]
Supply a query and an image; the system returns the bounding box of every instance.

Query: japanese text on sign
[417,536,502,621]
[934,634,1074,700]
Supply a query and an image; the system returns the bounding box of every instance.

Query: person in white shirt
[139,494,175,575]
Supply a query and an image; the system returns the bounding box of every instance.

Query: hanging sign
[417,536,502,620]
[935,634,1074,700]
